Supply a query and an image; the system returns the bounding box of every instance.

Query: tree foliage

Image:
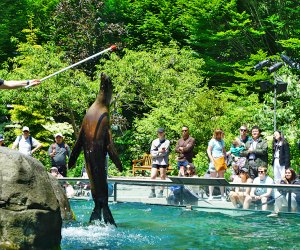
[1,0,300,174]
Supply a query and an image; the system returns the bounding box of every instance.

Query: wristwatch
[26,80,30,85]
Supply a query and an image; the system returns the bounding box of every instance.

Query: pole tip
[110,45,117,51]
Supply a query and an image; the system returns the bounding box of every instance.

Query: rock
[0,147,61,249]
[48,174,75,221]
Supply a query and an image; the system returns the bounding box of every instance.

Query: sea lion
[68,72,122,226]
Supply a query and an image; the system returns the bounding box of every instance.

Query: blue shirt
[208,138,225,158]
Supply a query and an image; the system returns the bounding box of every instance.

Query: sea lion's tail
[68,128,84,169]
[89,203,117,227]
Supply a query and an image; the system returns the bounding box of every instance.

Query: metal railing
[58,177,300,213]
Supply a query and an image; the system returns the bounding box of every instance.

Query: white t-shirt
[252,176,274,196]
[13,135,39,156]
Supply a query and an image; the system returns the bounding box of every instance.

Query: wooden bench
[132,153,174,176]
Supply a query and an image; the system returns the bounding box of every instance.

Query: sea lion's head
[100,72,113,106]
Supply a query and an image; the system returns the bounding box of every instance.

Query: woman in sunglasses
[229,167,253,208]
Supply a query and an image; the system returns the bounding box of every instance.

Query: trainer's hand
[29,79,41,87]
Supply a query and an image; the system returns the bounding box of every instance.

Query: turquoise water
[62,200,300,249]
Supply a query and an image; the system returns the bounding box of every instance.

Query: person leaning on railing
[270,168,300,216]
[0,79,41,89]
[229,167,253,209]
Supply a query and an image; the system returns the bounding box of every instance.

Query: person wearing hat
[149,128,170,198]
[0,134,6,147]
[12,126,42,156]
[48,133,71,177]
[50,167,63,178]
[229,167,253,208]
[0,79,41,89]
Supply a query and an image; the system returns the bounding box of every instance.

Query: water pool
[62,200,300,249]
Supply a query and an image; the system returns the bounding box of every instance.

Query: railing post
[179,185,184,205]
[287,191,291,212]
[114,183,117,202]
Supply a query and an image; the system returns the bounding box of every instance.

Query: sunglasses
[258,170,265,174]
[240,129,247,132]
[182,130,188,132]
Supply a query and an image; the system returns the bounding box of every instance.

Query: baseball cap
[240,167,249,173]
[157,128,165,133]
[22,126,30,132]
[54,133,63,138]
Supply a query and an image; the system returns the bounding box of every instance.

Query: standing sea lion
[68,72,122,226]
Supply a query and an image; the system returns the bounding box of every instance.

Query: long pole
[273,73,277,132]
[26,45,117,88]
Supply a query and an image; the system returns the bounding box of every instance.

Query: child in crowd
[50,167,63,178]
[227,137,246,181]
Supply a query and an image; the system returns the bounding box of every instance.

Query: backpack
[18,135,33,149]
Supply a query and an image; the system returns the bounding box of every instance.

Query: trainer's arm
[0,79,41,89]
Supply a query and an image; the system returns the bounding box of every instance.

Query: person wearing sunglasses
[240,126,268,179]
[244,166,274,210]
[238,125,251,145]
[229,167,253,208]
[175,126,195,172]
[272,130,290,183]
[12,126,42,156]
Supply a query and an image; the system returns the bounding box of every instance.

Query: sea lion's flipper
[68,128,84,169]
[89,207,102,223]
[89,203,117,227]
[103,205,117,227]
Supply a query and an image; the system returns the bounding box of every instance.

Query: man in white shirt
[12,126,42,156]
[244,166,274,210]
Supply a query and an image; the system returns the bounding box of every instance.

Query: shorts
[152,164,167,169]
[177,160,189,170]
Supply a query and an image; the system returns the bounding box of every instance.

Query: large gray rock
[0,147,61,249]
[48,174,74,221]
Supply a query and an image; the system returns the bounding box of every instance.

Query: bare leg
[229,191,239,207]
[217,170,225,197]
[157,167,167,197]
[209,172,217,199]
[149,168,158,198]
[261,197,268,211]
[243,195,252,209]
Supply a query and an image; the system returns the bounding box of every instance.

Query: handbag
[214,157,227,172]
